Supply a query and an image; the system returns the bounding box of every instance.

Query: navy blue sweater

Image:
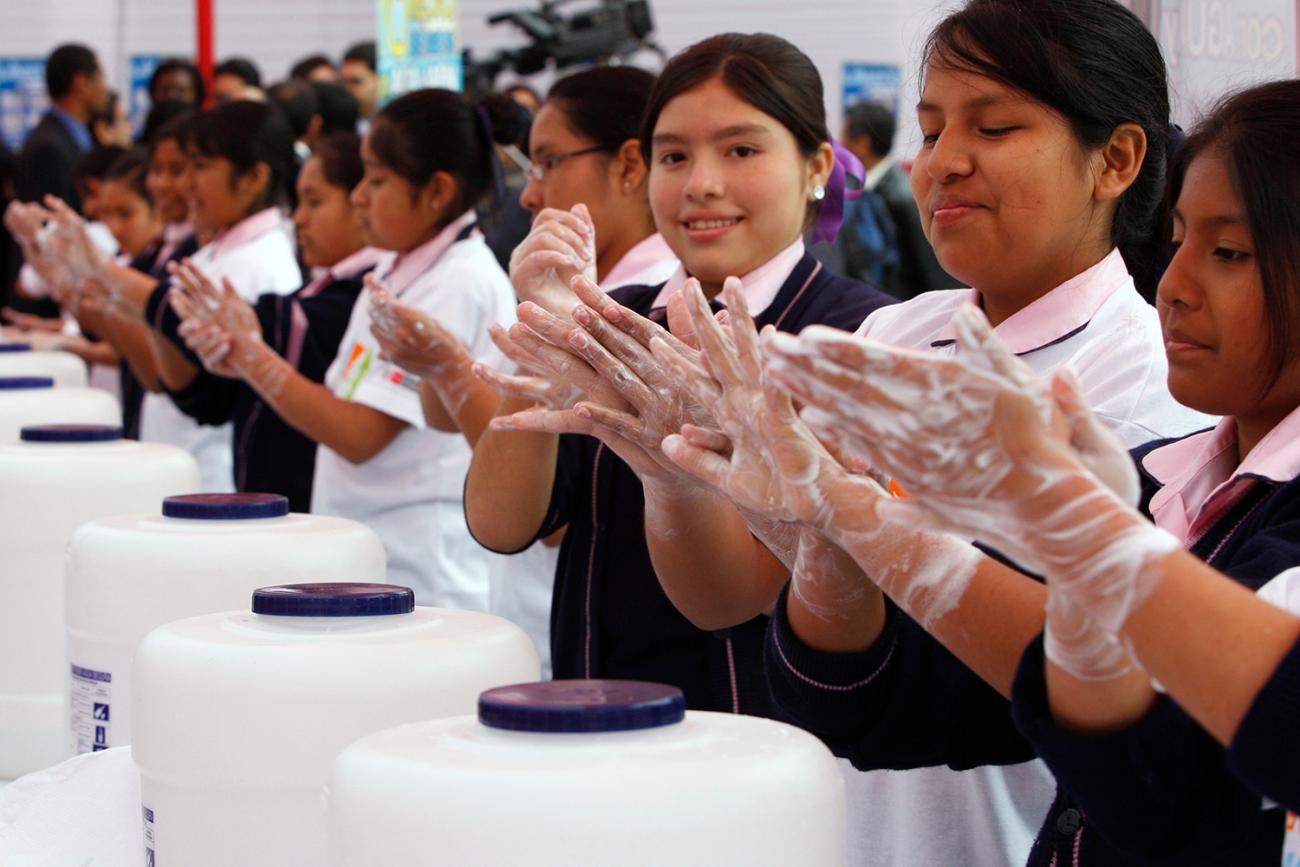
[144,271,366,512]
[765,434,1300,865]
[477,252,894,714]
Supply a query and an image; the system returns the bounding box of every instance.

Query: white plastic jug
[67,493,388,754]
[0,425,198,780]
[0,341,88,386]
[132,583,541,867]
[0,377,118,442]
[328,680,847,866]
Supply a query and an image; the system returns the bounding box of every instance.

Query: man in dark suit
[843,101,961,300]
[15,44,109,212]
[9,44,109,311]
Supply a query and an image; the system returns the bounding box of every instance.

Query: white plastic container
[0,341,88,386]
[66,493,388,754]
[0,376,119,442]
[132,583,541,867]
[328,680,847,867]
[0,424,198,780]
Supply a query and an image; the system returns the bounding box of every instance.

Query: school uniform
[472,240,894,712]
[312,211,514,611]
[763,249,1214,867]
[144,247,381,512]
[142,208,301,492]
[1008,405,1300,865]
[1236,569,1300,816]
[488,232,680,678]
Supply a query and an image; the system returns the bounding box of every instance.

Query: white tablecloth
[0,748,140,866]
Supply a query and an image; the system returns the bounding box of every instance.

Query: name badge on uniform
[1284,811,1300,866]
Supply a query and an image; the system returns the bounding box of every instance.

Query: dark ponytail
[924,0,1170,297]
[368,88,530,219]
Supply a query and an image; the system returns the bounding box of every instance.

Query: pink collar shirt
[1143,406,1300,548]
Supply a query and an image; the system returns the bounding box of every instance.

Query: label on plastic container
[69,663,112,754]
[143,804,156,865]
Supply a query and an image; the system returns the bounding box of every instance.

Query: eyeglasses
[504,144,617,182]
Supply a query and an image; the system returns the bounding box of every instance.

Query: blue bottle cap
[478,680,686,733]
[20,424,123,443]
[251,583,415,617]
[0,342,31,352]
[0,377,54,390]
[161,493,290,520]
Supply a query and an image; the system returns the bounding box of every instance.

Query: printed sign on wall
[842,62,902,119]
[129,56,167,137]
[378,0,462,103]
[0,58,48,150]
[1153,0,1297,124]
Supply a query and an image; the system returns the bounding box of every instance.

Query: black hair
[290,54,335,81]
[91,91,120,131]
[368,89,529,217]
[923,0,1171,297]
[139,100,194,145]
[844,101,895,158]
[73,144,128,188]
[311,82,359,135]
[547,66,655,152]
[103,147,153,204]
[268,79,319,139]
[641,34,828,163]
[150,109,197,153]
[1166,79,1300,395]
[191,101,295,211]
[311,131,364,192]
[148,59,205,106]
[214,57,262,89]
[342,41,377,73]
[640,33,829,231]
[46,44,99,100]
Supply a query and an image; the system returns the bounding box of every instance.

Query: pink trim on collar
[934,248,1131,354]
[1145,404,1300,546]
[651,239,805,316]
[207,208,285,260]
[378,210,477,295]
[603,233,676,290]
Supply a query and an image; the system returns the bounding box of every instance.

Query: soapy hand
[167,259,262,346]
[508,204,597,318]
[168,259,293,397]
[43,196,109,282]
[562,273,716,460]
[656,276,838,525]
[367,274,472,382]
[765,304,1176,660]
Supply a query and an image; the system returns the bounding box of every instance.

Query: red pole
[196,0,214,101]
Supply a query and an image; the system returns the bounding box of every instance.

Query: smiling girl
[464,33,893,713]
[166,90,518,609]
[146,131,381,511]
[607,3,1214,865]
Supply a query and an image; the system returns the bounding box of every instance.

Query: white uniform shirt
[839,248,1216,867]
[311,211,515,611]
[140,208,300,492]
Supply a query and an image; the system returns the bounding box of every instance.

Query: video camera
[464,0,660,97]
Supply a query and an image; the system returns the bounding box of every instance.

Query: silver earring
[812,184,826,201]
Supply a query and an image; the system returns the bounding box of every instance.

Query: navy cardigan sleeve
[1229,634,1300,813]
[1007,474,1300,862]
[765,584,1037,770]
